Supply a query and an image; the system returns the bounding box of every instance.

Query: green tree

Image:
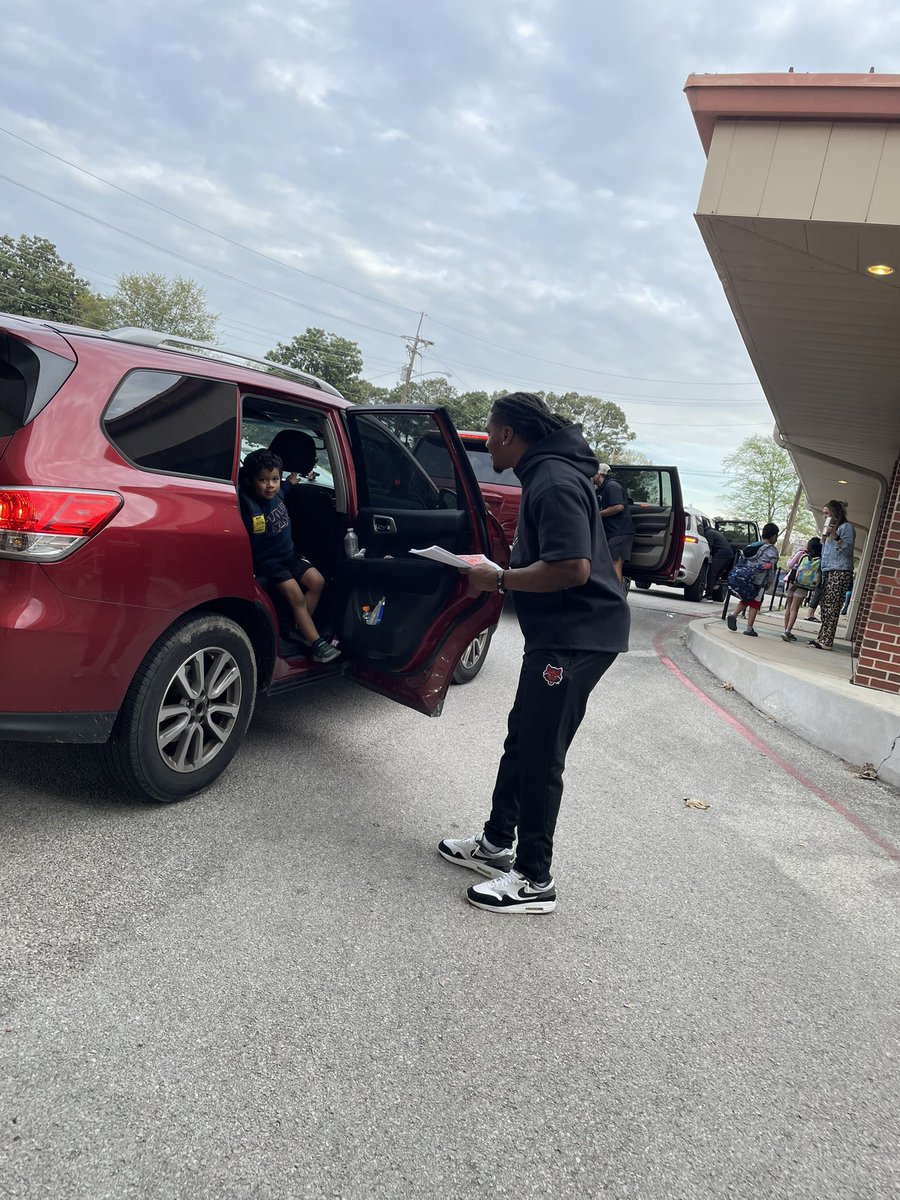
[539,391,635,460]
[108,272,219,340]
[267,327,368,401]
[720,435,814,532]
[73,288,114,330]
[614,448,653,465]
[0,233,107,325]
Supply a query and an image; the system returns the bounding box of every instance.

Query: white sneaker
[467,869,557,915]
[437,832,513,878]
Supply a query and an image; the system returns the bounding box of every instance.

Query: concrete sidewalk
[687,606,900,789]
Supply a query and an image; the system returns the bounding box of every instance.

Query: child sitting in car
[238,448,340,664]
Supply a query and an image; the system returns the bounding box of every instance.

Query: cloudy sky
[2,0,898,510]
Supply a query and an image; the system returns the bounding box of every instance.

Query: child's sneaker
[438,833,513,877]
[466,869,557,915]
[312,638,341,663]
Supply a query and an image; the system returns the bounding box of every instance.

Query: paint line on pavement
[652,625,900,865]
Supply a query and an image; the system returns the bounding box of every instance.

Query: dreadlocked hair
[489,392,572,444]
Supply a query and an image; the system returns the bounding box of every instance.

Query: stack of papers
[411,546,501,570]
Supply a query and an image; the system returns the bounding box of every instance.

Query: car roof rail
[103,327,345,397]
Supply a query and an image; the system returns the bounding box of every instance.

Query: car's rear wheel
[101,614,257,803]
[452,626,494,684]
[684,562,708,603]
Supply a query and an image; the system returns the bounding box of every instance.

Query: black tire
[101,614,257,803]
[635,581,651,591]
[452,626,494,685]
[684,562,708,603]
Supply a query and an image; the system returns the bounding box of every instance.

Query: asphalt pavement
[2,586,899,1200]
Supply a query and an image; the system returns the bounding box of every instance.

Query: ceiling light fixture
[866,263,895,276]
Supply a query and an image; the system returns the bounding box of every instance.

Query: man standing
[701,520,735,601]
[438,393,630,915]
[594,464,635,584]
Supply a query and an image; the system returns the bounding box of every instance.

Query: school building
[684,72,900,695]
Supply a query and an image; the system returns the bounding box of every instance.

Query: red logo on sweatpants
[543,663,564,686]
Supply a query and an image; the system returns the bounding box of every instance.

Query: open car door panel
[340,406,507,714]
[608,465,685,582]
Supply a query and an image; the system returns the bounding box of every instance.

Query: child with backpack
[726,523,780,637]
[781,536,822,642]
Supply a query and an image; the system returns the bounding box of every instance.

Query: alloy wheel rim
[460,630,488,670]
[156,646,243,773]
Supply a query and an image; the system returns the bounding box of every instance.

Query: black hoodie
[510,424,630,653]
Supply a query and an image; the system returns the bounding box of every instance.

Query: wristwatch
[496,568,507,595]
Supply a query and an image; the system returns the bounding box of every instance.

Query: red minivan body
[0,315,506,802]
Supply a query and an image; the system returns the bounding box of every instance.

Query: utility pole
[399,312,433,403]
[779,483,803,557]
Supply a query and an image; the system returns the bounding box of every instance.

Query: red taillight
[0,488,122,562]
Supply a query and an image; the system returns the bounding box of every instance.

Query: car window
[359,412,458,510]
[103,369,237,481]
[717,520,752,544]
[0,333,75,435]
[462,443,519,487]
[618,469,673,507]
[240,408,335,489]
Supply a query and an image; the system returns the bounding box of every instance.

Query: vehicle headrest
[268,429,317,475]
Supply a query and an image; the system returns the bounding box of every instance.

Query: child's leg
[274,578,320,642]
[298,565,324,618]
[784,596,799,632]
[746,601,759,629]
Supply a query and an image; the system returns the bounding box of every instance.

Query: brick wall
[854,455,900,693]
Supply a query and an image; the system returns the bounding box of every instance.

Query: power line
[1,125,762,388]
[429,348,767,403]
[0,173,408,343]
[426,315,762,386]
[0,126,422,318]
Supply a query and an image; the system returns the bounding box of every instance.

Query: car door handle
[373,515,397,534]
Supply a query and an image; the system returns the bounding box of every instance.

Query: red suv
[0,315,507,803]
[457,431,521,546]
[414,428,521,546]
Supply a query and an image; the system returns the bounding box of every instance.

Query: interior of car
[238,399,478,671]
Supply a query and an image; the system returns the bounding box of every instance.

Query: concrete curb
[687,619,900,789]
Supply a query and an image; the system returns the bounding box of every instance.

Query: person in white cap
[593,464,634,584]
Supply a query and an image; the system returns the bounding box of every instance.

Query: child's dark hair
[762,522,779,539]
[490,392,571,444]
[807,536,822,558]
[239,448,283,490]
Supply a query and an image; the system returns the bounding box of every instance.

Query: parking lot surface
[2,591,899,1199]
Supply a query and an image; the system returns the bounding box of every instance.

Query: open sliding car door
[608,465,685,583]
[339,406,508,716]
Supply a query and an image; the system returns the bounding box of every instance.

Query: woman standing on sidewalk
[809,501,854,651]
[782,536,822,642]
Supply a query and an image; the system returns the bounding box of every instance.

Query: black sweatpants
[483,648,617,884]
[707,549,734,597]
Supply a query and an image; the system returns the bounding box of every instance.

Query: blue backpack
[727,557,761,601]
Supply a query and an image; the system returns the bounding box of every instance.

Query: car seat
[267,428,342,580]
